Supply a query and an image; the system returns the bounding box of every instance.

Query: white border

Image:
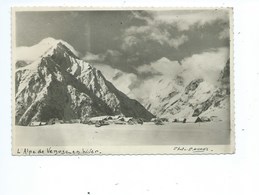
[1,1,259,195]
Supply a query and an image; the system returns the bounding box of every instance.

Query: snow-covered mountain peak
[15,38,154,125]
[37,37,59,46]
[16,37,79,63]
[156,57,172,63]
[30,37,79,57]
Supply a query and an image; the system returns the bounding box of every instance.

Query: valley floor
[14,122,231,147]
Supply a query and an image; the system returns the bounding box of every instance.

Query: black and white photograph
[12,8,234,154]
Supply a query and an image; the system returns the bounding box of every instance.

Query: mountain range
[139,59,230,121]
[15,38,230,125]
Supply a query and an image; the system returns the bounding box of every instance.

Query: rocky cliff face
[15,38,154,125]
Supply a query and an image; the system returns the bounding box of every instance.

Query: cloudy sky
[16,9,231,98]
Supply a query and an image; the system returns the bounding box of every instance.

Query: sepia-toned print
[12,7,234,155]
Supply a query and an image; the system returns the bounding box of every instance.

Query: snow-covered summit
[16,37,79,62]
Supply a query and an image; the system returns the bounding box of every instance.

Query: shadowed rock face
[15,42,154,126]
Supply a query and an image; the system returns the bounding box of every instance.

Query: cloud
[105,49,122,58]
[130,76,160,101]
[121,36,139,50]
[123,22,188,49]
[83,52,105,62]
[119,10,230,69]
[136,57,182,77]
[83,49,124,69]
[133,47,229,100]
[93,64,138,98]
[136,47,228,82]
[168,35,189,48]
[136,64,157,74]
[82,10,230,72]
[181,47,229,84]
[151,10,230,31]
[219,28,230,39]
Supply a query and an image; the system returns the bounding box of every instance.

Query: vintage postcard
[12,7,234,155]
